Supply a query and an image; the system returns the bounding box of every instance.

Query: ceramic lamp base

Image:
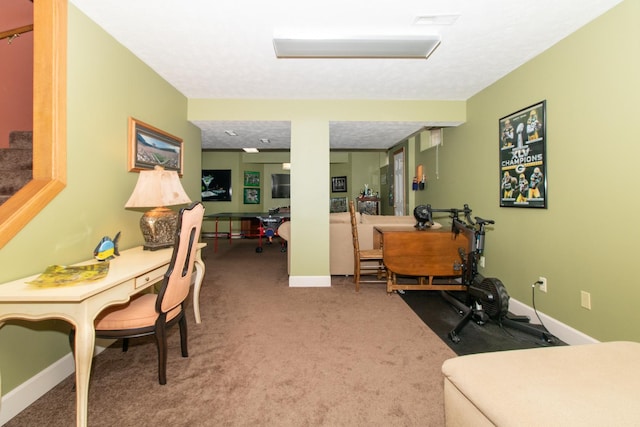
[140,207,178,250]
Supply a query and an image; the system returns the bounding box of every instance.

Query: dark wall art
[201,169,232,201]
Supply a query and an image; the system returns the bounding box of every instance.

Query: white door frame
[393,148,405,216]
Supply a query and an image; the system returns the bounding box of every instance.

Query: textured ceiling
[70,0,622,150]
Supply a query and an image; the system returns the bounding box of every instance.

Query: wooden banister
[0,24,34,42]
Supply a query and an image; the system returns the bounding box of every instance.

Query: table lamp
[125,165,192,250]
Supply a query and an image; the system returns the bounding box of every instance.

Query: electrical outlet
[581,291,592,309]
[538,276,547,293]
[479,256,485,268]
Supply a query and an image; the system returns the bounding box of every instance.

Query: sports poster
[499,100,547,208]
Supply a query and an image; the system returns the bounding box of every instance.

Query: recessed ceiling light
[224,130,237,136]
[243,148,259,153]
[414,14,460,26]
[260,138,270,144]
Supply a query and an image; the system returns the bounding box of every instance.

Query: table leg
[73,320,96,427]
[192,249,206,324]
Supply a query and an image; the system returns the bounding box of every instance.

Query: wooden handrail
[0,24,33,42]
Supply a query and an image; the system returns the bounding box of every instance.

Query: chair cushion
[360,248,383,259]
[95,293,182,331]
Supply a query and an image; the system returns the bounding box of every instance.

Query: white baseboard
[0,341,113,426]
[0,353,74,425]
[288,275,331,287]
[509,298,598,345]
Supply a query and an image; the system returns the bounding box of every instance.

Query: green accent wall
[1,0,636,404]
[0,5,201,394]
[414,0,639,342]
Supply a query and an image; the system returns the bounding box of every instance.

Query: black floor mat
[401,290,565,356]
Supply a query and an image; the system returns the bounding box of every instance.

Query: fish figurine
[94,231,121,262]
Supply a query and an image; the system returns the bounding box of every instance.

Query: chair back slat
[349,200,360,252]
[158,202,204,314]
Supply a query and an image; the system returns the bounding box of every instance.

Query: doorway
[393,148,405,215]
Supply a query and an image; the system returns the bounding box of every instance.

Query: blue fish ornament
[94,231,121,261]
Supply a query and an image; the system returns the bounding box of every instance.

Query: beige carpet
[6,239,456,426]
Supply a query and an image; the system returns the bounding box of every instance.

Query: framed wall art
[244,171,260,187]
[128,117,183,174]
[243,188,260,204]
[330,197,347,213]
[271,173,290,199]
[201,169,232,201]
[331,176,347,193]
[499,100,547,208]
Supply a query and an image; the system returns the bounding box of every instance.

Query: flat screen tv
[271,173,290,199]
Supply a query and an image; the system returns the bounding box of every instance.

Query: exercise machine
[255,210,288,253]
[418,204,557,344]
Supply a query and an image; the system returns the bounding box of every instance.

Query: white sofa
[441,341,640,426]
[277,212,417,276]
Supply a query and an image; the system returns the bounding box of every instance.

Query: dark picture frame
[499,100,547,208]
[243,188,260,204]
[271,173,291,199]
[201,169,232,201]
[128,117,183,174]
[244,171,260,187]
[330,197,347,213]
[331,176,347,193]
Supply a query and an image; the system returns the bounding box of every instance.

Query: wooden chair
[349,200,385,291]
[71,202,205,385]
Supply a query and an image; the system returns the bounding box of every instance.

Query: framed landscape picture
[128,117,183,174]
[499,100,547,208]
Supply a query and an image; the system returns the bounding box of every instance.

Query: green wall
[0,5,201,395]
[190,100,464,279]
[414,0,639,342]
[200,151,292,233]
[329,151,386,205]
[2,0,635,405]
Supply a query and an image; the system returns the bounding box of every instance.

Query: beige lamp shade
[125,165,191,208]
[125,166,192,250]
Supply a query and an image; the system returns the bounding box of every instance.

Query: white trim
[0,341,112,425]
[509,298,599,346]
[288,275,331,287]
[0,353,73,425]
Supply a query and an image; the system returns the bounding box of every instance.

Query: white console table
[0,243,206,427]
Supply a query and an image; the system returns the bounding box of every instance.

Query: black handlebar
[426,204,494,229]
[474,217,495,226]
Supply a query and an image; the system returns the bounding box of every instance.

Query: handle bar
[474,217,495,226]
[426,204,495,236]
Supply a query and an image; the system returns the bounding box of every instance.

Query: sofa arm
[278,221,290,241]
[278,221,291,275]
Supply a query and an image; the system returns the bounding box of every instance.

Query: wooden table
[374,226,469,294]
[0,243,206,427]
